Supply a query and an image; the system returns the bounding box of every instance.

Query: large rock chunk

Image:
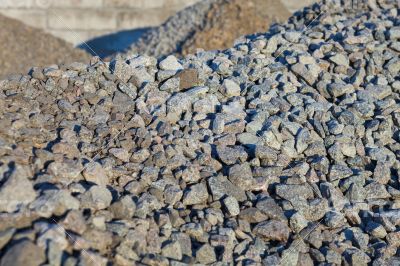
[196,244,217,264]
[0,240,46,266]
[183,183,209,205]
[253,220,290,242]
[328,164,353,181]
[291,63,319,85]
[228,163,254,190]
[208,175,247,202]
[0,166,36,212]
[83,162,109,186]
[275,184,314,201]
[80,186,112,210]
[216,145,248,165]
[159,55,183,72]
[221,79,241,97]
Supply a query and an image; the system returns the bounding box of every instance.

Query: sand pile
[0,15,91,79]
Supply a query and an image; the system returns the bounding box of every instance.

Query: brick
[48,9,117,30]
[0,9,47,28]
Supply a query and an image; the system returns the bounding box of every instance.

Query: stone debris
[129,0,290,57]
[0,1,399,265]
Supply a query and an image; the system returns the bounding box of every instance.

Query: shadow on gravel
[78,27,151,59]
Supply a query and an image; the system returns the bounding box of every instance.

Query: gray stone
[208,175,247,202]
[389,27,400,39]
[30,189,80,218]
[253,220,290,242]
[228,163,254,190]
[290,212,308,233]
[81,186,112,210]
[162,241,182,261]
[109,148,130,162]
[216,145,248,165]
[0,166,36,213]
[0,240,46,266]
[83,162,109,186]
[160,77,180,92]
[275,184,314,201]
[223,196,240,216]
[164,185,183,205]
[256,198,286,221]
[196,244,216,264]
[255,145,278,161]
[221,79,241,97]
[183,183,208,205]
[239,207,269,223]
[135,193,162,218]
[110,195,136,219]
[111,60,133,82]
[291,63,318,85]
[366,221,387,238]
[0,228,15,250]
[159,55,183,72]
[118,83,137,99]
[328,164,353,181]
[324,211,345,228]
[329,53,349,67]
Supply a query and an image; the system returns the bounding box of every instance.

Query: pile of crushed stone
[0,15,91,79]
[1,0,400,265]
[129,0,291,58]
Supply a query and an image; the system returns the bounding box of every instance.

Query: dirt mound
[129,0,290,58]
[0,15,91,79]
[182,0,291,55]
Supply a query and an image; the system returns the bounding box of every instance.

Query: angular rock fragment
[253,220,290,242]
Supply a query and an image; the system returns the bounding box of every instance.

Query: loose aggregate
[129,0,291,58]
[0,0,400,265]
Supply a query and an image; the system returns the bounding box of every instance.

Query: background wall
[280,0,317,13]
[0,0,314,46]
[0,0,201,45]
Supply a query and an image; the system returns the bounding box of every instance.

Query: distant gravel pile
[129,0,290,58]
[0,15,91,79]
[1,0,400,265]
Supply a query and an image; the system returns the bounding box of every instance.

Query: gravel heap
[0,15,91,79]
[129,0,290,58]
[1,0,400,265]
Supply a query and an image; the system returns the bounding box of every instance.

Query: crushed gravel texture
[129,0,291,58]
[0,0,400,265]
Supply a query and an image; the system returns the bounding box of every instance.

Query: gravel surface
[181,0,291,55]
[0,15,91,79]
[1,0,400,265]
[129,0,290,58]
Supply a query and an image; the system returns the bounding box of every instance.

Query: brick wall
[0,0,201,45]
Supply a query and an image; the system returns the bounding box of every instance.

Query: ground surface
[0,15,91,79]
